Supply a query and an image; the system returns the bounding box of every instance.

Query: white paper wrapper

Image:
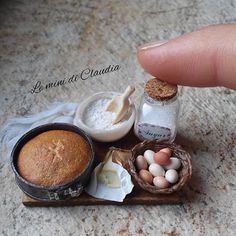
[85,160,134,202]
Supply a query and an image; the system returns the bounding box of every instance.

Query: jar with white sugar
[134,78,180,142]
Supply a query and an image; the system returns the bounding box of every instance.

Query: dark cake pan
[11,123,95,201]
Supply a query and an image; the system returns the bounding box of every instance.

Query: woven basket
[128,140,192,194]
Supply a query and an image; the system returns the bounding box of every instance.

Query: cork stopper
[144,78,177,101]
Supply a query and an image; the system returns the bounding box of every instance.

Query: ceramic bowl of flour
[73,92,136,142]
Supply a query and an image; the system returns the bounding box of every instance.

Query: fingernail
[138,40,169,51]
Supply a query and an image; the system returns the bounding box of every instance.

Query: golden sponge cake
[17,130,91,186]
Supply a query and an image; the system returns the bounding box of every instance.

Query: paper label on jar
[136,123,171,140]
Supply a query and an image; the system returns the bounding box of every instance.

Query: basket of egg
[128,140,192,194]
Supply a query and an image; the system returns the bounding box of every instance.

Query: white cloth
[0,102,78,161]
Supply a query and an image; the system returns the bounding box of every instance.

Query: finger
[137,24,236,89]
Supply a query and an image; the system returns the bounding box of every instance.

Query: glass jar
[134,86,180,142]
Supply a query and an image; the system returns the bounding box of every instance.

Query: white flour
[82,98,129,130]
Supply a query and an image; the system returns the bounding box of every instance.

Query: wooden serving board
[22,130,184,206]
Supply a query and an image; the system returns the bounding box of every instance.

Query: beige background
[0,0,236,235]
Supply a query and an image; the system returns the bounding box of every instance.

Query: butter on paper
[85,151,134,202]
[97,157,121,188]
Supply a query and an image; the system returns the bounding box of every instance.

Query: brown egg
[135,155,148,170]
[159,148,172,156]
[154,151,170,166]
[139,170,153,184]
[153,176,170,189]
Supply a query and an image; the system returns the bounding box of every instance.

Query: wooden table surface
[0,1,235,235]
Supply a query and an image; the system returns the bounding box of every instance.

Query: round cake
[17,130,91,186]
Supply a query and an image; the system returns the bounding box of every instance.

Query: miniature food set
[10,79,192,206]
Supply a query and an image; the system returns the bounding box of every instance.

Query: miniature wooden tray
[23,130,185,206]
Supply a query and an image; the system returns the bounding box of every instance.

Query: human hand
[137,24,236,90]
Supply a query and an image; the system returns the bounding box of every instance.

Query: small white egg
[149,163,165,177]
[164,157,181,170]
[165,169,179,184]
[143,150,155,164]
